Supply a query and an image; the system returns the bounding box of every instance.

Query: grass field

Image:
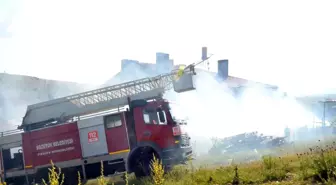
[104,138,336,185]
[1,138,335,185]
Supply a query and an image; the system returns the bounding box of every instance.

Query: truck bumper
[161,146,193,166]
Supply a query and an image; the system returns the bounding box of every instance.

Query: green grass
[33,138,336,185]
[96,138,336,185]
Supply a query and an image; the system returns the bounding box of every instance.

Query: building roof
[195,68,278,90]
[104,65,278,90]
[297,94,336,104]
[225,76,278,90]
[103,62,159,86]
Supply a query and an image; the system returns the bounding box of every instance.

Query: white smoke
[0,73,94,131]
[163,68,316,155]
[103,62,322,155]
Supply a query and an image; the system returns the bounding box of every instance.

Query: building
[105,51,278,96]
[104,52,175,85]
[155,52,174,73]
[296,95,336,127]
[203,59,278,98]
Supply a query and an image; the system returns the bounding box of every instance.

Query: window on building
[105,114,122,128]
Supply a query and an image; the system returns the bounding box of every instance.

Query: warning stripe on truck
[109,149,130,155]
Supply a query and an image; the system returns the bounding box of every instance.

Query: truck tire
[129,146,161,179]
[133,155,151,178]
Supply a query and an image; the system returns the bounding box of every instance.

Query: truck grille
[180,134,190,147]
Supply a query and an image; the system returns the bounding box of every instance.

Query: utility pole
[322,101,326,127]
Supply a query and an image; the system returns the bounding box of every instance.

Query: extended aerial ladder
[19,62,205,131]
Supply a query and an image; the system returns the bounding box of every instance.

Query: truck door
[133,105,175,149]
[104,113,130,154]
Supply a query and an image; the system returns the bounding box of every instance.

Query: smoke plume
[0,73,94,132]
[103,62,323,155]
[163,69,318,155]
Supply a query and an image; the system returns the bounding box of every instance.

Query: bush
[0,178,6,185]
[96,161,108,185]
[310,143,336,182]
[150,155,165,185]
[42,160,64,185]
[262,155,287,181]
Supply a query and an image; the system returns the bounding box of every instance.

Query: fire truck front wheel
[129,147,159,178]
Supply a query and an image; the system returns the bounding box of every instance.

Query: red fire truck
[0,65,196,185]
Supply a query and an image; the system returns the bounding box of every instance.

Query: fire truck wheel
[132,148,159,178]
[134,155,151,178]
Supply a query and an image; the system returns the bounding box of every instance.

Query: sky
[1,0,336,95]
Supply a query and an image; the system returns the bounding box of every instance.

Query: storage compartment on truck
[22,122,82,167]
[2,147,24,171]
[78,116,109,158]
[0,133,24,172]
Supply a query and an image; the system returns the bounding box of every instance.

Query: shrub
[42,160,64,185]
[150,155,165,185]
[298,152,313,180]
[78,171,82,185]
[311,145,336,182]
[96,161,108,185]
[0,178,6,185]
[261,155,287,181]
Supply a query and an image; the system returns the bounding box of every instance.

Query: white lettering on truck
[36,139,74,151]
[37,147,75,156]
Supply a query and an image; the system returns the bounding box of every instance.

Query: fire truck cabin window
[105,114,122,128]
[143,109,159,124]
[143,109,167,125]
[157,108,167,125]
[143,112,150,124]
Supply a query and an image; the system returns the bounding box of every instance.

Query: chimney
[201,47,207,60]
[121,59,139,71]
[217,59,229,80]
[156,52,173,73]
[156,52,170,62]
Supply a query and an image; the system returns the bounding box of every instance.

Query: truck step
[107,158,124,165]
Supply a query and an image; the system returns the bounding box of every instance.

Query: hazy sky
[1,0,336,95]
